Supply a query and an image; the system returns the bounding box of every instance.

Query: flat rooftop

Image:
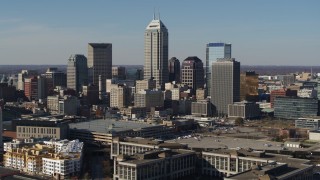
[167,136,289,151]
[69,118,162,133]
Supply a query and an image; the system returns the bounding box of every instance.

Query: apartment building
[4,139,83,177]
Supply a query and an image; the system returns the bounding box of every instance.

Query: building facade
[112,66,126,80]
[110,84,130,108]
[24,76,38,101]
[206,43,231,96]
[274,96,319,119]
[144,15,169,89]
[240,71,258,101]
[135,79,156,93]
[295,117,320,130]
[113,149,196,180]
[87,43,112,92]
[181,56,204,93]
[67,54,88,93]
[168,57,180,83]
[134,89,164,109]
[210,58,240,116]
[228,101,261,119]
[191,100,213,117]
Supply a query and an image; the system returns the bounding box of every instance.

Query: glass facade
[274,96,319,119]
[206,43,231,96]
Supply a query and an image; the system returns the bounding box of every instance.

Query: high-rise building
[43,68,67,92]
[17,70,38,91]
[67,54,88,93]
[144,15,169,89]
[210,58,240,115]
[181,56,204,93]
[87,43,112,92]
[24,76,38,101]
[134,89,164,109]
[168,57,180,83]
[112,66,126,80]
[110,84,130,108]
[135,79,156,93]
[206,43,231,96]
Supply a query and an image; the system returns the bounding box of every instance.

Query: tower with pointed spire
[144,13,169,89]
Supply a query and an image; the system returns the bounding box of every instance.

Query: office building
[82,84,99,105]
[69,118,173,144]
[270,88,297,108]
[202,149,313,179]
[17,70,38,91]
[274,96,319,119]
[295,117,320,130]
[47,95,79,115]
[240,71,258,101]
[181,56,205,93]
[134,89,164,109]
[112,66,126,80]
[168,57,180,83]
[206,43,231,95]
[228,101,261,119]
[87,43,112,92]
[113,149,196,180]
[144,15,169,89]
[24,76,38,101]
[191,100,213,117]
[110,84,130,108]
[211,58,240,115]
[67,54,88,92]
[43,68,67,92]
[135,79,156,93]
[136,69,144,80]
[12,118,69,139]
[0,83,16,102]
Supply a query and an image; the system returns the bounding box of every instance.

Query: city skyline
[0,0,319,65]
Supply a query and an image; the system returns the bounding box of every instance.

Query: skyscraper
[206,43,231,96]
[88,43,112,92]
[211,58,240,116]
[168,57,180,83]
[144,15,169,89]
[67,54,88,92]
[181,56,204,93]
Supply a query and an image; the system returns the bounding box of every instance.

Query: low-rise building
[12,118,69,139]
[202,149,313,179]
[295,117,320,130]
[113,149,196,180]
[309,130,320,141]
[3,139,83,177]
[228,101,260,119]
[191,100,213,117]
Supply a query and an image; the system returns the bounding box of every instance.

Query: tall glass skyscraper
[144,15,169,89]
[206,43,231,96]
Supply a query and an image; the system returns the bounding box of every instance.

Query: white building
[297,89,317,98]
[4,139,83,177]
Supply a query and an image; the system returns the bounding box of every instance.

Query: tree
[235,117,244,126]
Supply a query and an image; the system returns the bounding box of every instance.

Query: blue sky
[0,0,319,65]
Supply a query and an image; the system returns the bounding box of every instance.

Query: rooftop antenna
[158,8,160,20]
[153,8,156,20]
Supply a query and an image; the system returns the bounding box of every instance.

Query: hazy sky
[0,0,319,65]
